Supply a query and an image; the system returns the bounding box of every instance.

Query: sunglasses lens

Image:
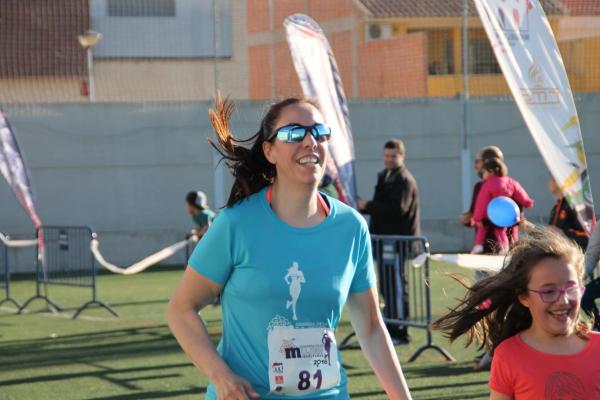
[312,124,331,142]
[275,126,303,142]
[288,127,308,142]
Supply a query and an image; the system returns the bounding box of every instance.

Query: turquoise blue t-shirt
[188,187,376,399]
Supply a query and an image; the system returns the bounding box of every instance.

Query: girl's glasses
[528,284,585,304]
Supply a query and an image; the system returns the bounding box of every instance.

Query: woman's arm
[167,267,258,399]
[346,288,412,400]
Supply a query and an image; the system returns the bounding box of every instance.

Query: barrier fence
[0,234,21,309]
[18,226,117,319]
[340,235,454,362]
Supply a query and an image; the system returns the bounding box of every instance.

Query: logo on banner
[520,63,560,105]
[495,0,533,43]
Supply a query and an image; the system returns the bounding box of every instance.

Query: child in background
[548,177,589,250]
[472,158,533,254]
[433,227,600,399]
[185,190,216,239]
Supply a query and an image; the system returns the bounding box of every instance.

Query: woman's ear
[263,141,276,164]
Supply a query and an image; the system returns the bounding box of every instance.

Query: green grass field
[0,262,490,399]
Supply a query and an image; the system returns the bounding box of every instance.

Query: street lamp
[78,30,102,102]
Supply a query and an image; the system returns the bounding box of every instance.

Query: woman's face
[263,103,328,188]
[519,257,582,338]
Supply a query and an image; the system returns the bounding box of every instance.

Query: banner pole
[460,0,472,212]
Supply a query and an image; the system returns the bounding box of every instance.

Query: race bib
[268,325,340,395]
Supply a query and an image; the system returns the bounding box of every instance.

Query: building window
[426,29,455,75]
[108,0,176,17]
[468,39,501,74]
[91,0,232,58]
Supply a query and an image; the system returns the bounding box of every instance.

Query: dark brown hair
[431,227,589,354]
[482,157,508,177]
[480,145,504,161]
[207,95,316,207]
[384,139,405,156]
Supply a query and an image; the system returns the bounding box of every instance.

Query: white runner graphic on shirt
[284,262,305,321]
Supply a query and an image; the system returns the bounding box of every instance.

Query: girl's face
[519,257,582,338]
[263,103,328,188]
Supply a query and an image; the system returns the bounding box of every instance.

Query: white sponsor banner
[284,14,357,207]
[474,0,595,234]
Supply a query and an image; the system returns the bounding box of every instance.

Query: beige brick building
[0,0,597,103]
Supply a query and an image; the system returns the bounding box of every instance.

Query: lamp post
[78,30,102,102]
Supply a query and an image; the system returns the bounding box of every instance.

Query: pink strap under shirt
[266,186,330,216]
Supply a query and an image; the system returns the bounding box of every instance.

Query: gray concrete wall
[2,95,600,272]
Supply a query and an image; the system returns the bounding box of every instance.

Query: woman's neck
[269,181,325,228]
[519,326,587,355]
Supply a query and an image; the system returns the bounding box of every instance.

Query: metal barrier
[0,234,22,310]
[18,226,117,318]
[340,235,454,362]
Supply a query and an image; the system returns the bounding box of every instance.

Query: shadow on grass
[352,385,488,400]
[414,392,489,400]
[0,362,191,390]
[6,297,170,314]
[0,324,220,374]
[410,379,489,392]
[85,386,205,400]
[405,362,484,378]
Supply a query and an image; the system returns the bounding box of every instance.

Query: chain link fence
[0,0,598,104]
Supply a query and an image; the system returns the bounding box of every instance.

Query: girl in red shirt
[433,227,600,399]
[471,158,534,255]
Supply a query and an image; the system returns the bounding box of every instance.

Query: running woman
[167,96,412,399]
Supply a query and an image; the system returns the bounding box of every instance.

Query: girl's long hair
[431,227,589,353]
[207,95,306,207]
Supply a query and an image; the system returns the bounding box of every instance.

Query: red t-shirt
[489,332,600,399]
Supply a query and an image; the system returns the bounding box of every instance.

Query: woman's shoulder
[327,196,369,230]
[218,190,266,220]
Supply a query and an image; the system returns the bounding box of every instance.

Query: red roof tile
[354,0,568,18]
[560,0,600,15]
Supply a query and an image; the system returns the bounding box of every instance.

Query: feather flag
[474,0,595,233]
[0,110,42,231]
[284,14,357,208]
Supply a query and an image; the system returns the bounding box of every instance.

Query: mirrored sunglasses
[271,123,331,143]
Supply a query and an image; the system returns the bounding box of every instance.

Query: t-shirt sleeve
[349,222,377,293]
[489,346,514,397]
[188,210,234,285]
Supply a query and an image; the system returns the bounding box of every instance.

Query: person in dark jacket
[358,139,420,235]
[548,177,589,250]
[358,139,420,344]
